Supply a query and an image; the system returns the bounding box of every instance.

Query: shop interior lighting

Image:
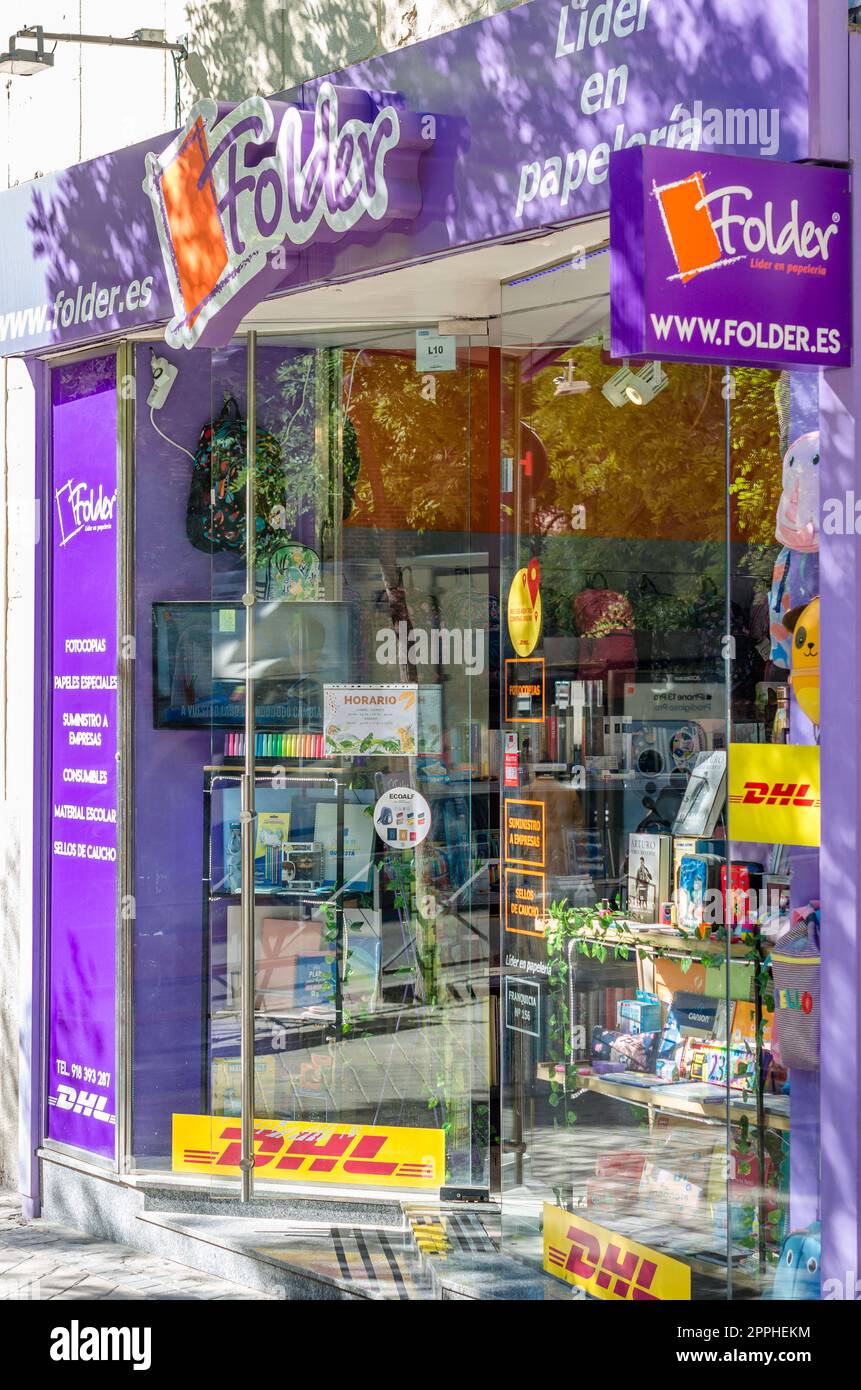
[0,26,209,121]
[553,360,592,397]
[624,360,669,406]
[601,359,668,408]
[601,360,640,408]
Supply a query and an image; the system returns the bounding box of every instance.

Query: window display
[499,255,823,1300]
[131,333,495,1194]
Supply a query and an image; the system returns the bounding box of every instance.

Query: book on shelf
[672,751,727,837]
[626,832,671,923]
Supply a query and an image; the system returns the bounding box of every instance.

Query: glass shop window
[499,256,822,1302]
[130,329,496,1196]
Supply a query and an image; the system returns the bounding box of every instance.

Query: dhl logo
[729,781,820,808]
[410,1218,453,1257]
[727,744,820,848]
[173,1114,444,1191]
[543,1204,690,1301]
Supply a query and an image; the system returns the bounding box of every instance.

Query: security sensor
[147,354,178,411]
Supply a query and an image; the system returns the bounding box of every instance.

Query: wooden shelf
[536,1064,788,1131]
[568,924,759,960]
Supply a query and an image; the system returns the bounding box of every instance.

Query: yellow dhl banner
[172,1114,444,1190]
[543,1203,691,1301]
[728,743,820,847]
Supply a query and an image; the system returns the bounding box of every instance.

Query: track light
[553,361,592,397]
[602,360,669,408]
[625,361,669,406]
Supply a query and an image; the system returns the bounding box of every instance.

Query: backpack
[574,573,636,680]
[772,903,820,1072]
[769,547,819,669]
[186,396,286,556]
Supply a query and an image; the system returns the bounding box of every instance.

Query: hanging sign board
[610,146,852,370]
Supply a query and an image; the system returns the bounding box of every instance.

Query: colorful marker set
[224,732,327,759]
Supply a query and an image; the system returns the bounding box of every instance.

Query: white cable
[342,347,366,418]
[149,405,196,463]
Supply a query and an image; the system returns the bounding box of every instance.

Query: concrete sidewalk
[0,1192,269,1300]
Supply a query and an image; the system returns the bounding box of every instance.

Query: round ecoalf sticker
[374,787,431,849]
[507,560,542,656]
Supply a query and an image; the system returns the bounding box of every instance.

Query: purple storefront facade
[3,0,861,1302]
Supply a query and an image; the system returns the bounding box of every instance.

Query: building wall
[0,0,525,1197]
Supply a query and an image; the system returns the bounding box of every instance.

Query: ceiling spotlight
[602,360,669,408]
[553,361,592,397]
[0,27,53,75]
[625,361,669,406]
[601,361,641,408]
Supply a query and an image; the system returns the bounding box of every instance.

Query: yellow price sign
[728,742,820,847]
[543,1203,691,1301]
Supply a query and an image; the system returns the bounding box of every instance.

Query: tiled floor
[0,1192,270,1301]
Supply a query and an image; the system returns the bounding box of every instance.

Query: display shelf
[565,924,759,961]
[204,763,346,776]
[535,1063,789,1132]
[209,888,340,903]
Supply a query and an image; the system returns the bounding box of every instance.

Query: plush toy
[768,1223,821,1300]
[776,432,820,552]
[784,597,820,726]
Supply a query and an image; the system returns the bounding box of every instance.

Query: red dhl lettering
[547,1223,659,1301]
[183,1125,436,1180]
[740,781,817,807]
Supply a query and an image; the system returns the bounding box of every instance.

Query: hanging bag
[772,903,820,1071]
[574,572,636,680]
[186,395,286,556]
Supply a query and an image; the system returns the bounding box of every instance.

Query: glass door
[498,255,736,1298]
[132,323,495,1200]
[498,256,823,1303]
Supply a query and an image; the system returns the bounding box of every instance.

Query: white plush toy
[775,431,820,553]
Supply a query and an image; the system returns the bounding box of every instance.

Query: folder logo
[653,172,725,283]
[653,169,842,285]
[144,84,430,349]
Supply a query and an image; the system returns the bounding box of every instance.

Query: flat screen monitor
[152,600,352,729]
